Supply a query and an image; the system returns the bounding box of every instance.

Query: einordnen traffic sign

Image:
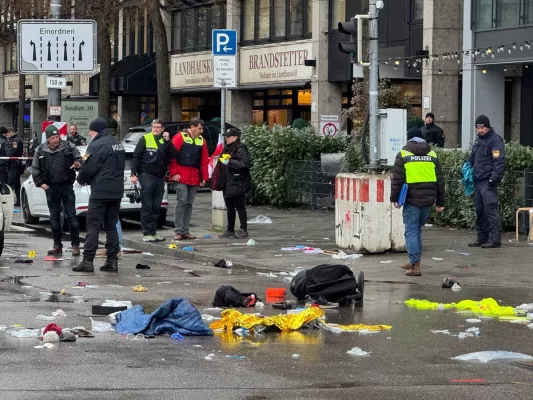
[17,19,97,74]
[212,29,237,56]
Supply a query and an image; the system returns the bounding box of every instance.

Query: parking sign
[212,29,237,56]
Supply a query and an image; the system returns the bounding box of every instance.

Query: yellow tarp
[209,308,325,332]
[321,323,392,332]
[405,297,517,317]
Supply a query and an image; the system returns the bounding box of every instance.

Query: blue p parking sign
[212,30,237,56]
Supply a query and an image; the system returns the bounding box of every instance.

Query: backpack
[212,285,259,308]
[290,265,364,304]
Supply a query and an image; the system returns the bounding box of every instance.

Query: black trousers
[224,194,247,232]
[474,179,502,244]
[8,164,23,203]
[83,198,121,261]
[138,172,165,236]
[46,183,80,247]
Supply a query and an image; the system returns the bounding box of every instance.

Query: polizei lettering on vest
[409,156,432,161]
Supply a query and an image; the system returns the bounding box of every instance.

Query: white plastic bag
[453,351,533,363]
[248,215,273,224]
[90,318,114,333]
[347,347,371,356]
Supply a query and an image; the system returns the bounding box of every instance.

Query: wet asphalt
[1,227,533,399]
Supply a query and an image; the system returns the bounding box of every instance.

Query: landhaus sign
[3,74,34,99]
[170,52,213,89]
[240,41,313,85]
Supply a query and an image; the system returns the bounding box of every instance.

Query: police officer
[6,127,24,205]
[67,123,87,146]
[130,118,169,242]
[0,127,10,183]
[73,118,126,273]
[468,115,506,249]
[32,125,82,256]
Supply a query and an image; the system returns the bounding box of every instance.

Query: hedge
[242,125,346,206]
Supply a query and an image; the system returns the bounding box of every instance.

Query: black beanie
[475,115,490,128]
[407,127,422,140]
[425,112,435,120]
[88,118,108,132]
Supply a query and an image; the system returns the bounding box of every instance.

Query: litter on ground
[405,298,517,317]
[248,215,273,224]
[347,347,371,356]
[453,351,533,363]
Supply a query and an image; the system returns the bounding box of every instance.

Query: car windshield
[123,129,148,144]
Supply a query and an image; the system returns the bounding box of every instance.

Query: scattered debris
[42,331,60,343]
[425,224,433,227]
[28,250,36,258]
[8,329,40,338]
[225,355,246,360]
[168,243,177,249]
[136,264,150,270]
[214,259,233,269]
[431,330,451,335]
[248,215,273,224]
[292,354,300,359]
[453,351,533,363]
[171,332,184,341]
[90,318,114,333]
[442,277,460,289]
[466,319,482,324]
[332,251,363,260]
[405,298,516,317]
[44,256,63,261]
[204,235,212,239]
[35,315,55,321]
[14,259,33,264]
[451,282,462,291]
[142,252,154,256]
[182,246,194,252]
[247,239,256,246]
[380,260,395,264]
[132,285,148,292]
[432,257,444,261]
[52,310,67,317]
[460,252,471,256]
[34,343,54,349]
[347,347,371,356]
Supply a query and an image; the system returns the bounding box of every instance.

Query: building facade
[462,0,533,148]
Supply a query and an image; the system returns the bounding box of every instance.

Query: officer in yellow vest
[130,118,170,242]
[391,127,445,277]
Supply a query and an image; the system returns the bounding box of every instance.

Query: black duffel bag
[290,264,364,304]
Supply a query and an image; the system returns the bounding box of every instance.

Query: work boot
[481,242,501,249]
[468,239,486,247]
[71,246,81,256]
[235,230,249,239]
[405,262,421,277]
[174,234,184,241]
[182,233,196,240]
[400,262,412,270]
[218,230,235,239]
[47,245,63,256]
[72,259,94,273]
[100,260,118,272]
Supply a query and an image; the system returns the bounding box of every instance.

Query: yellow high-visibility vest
[401,149,438,184]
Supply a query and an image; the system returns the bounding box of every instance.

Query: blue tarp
[462,161,474,197]
[115,298,213,336]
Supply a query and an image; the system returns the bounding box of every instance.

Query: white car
[0,183,15,256]
[21,144,168,230]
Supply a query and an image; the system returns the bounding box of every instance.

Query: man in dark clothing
[6,127,24,205]
[420,112,445,148]
[0,127,10,183]
[73,118,126,273]
[467,115,506,249]
[131,118,169,242]
[67,123,87,146]
[391,127,445,277]
[32,125,82,256]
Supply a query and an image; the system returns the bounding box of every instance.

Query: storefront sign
[3,74,34,99]
[61,100,99,138]
[240,41,313,85]
[170,52,213,89]
[39,74,74,97]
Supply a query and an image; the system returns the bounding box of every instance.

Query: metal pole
[47,0,62,119]
[220,82,226,134]
[368,0,380,169]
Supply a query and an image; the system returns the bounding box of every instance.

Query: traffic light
[338,17,358,63]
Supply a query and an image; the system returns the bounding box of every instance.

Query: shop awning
[89,54,156,96]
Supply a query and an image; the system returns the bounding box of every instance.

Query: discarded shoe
[14,259,33,264]
[304,295,339,309]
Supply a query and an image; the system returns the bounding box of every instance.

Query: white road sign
[17,19,97,74]
[46,76,66,89]
[214,56,236,88]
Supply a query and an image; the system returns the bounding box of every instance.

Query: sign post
[212,29,237,135]
[17,16,97,121]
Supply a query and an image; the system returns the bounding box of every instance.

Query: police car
[20,144,169,230]
[0,183,15,256]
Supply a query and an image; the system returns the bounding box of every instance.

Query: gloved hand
[488,179,496,188]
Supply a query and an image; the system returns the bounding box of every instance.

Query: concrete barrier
[335,173,405,253]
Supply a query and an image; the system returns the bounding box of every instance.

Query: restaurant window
[242,0,311,43]
[252,89,312,128]
[171,4,226,53]
[498,0,520,28]
[181,97,202,121]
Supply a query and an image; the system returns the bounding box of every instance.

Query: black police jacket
[0,136,9,171]
[420,123,445,147]
[468,128,506,183]
[222,142,251,199]
[67,134,87,146]
[77,130,126,200]
[32,140,81,187]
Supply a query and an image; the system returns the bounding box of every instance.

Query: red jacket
[168,132,209,186]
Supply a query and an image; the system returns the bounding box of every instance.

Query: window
[258,0,270,39]
[171,4,226,52]
[274,0,286,37]
[476,0,494,29]
[413,0,424,20]
[289,0,303,35]
[528,0,533,24]
[331,0,346,29]
[498,0,520,27]
[243,0,311,42]
[4,43,16,72]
